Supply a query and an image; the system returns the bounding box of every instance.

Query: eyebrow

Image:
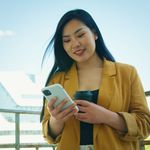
[62,27,84,38]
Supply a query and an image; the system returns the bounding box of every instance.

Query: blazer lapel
[63,63,79,99]
[98,60,117,109]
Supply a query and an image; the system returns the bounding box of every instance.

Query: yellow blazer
[42,59,150,150]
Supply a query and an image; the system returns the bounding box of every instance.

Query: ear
[92,29,98,40]
[95,35,98,40]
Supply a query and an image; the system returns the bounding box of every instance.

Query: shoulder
[114,61,138,80]
[104,59,137,75]
[48,71,65,85]
[47,64,76,85]
[115,61,136,73]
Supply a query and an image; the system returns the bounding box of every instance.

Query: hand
[74,100,108,124]
[47,97,78,123]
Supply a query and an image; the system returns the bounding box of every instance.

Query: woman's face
[62,19,97,63]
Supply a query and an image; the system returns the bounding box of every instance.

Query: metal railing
[0,108,56,150]
[140,91,150,150]
[0,91,150,150]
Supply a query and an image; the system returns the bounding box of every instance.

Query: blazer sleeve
[42,100,62,144]
[41,72,65,144]
[118,67,150,141]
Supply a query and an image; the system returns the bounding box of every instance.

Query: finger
[47,105,53,114]
[53,99,69,113]
[47,98,56,113]
[47,97,57,111]
[63,109,77,122]
[57,103,77,119]
[74,100,90,106]
[51,98,76,117]
[77,105,87,112]
[75,112,88,120]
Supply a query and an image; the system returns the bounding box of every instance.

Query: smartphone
[41,84,79,111]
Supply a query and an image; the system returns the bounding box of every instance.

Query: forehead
[62,19,88,35]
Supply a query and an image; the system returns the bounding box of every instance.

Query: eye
[77,33,85,38]
[63,39,71,43]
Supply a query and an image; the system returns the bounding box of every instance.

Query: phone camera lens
[43,90,51,96]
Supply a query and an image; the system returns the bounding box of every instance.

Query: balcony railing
[0,108,56,150]
[0,91,150,150]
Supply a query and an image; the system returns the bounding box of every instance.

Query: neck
[76,53,103,70]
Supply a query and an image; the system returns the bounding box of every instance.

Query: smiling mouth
[73,49,85,56]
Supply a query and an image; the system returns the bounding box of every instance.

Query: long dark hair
[40,9,115,122]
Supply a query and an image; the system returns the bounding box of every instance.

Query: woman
[41,9,150,150]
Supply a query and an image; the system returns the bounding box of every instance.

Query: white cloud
[0,30,16,38]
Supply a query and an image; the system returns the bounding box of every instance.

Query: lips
[73,49,85,56]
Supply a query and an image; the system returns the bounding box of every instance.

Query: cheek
[63,45,73,57]
[91,40,96,50]
[63,43,71,53]
[85,39,96,51]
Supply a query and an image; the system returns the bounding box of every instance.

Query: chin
[75,58,88,63]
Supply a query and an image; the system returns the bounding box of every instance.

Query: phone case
[41,84,79,111]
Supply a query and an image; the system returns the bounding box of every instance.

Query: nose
[71,38,80,50]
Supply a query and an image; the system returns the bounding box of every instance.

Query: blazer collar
[102,59,116,77]
[63,63,78,98]
[63,59,116,97]
[65,59,116,79]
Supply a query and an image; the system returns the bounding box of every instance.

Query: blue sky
[0,0,150,91]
